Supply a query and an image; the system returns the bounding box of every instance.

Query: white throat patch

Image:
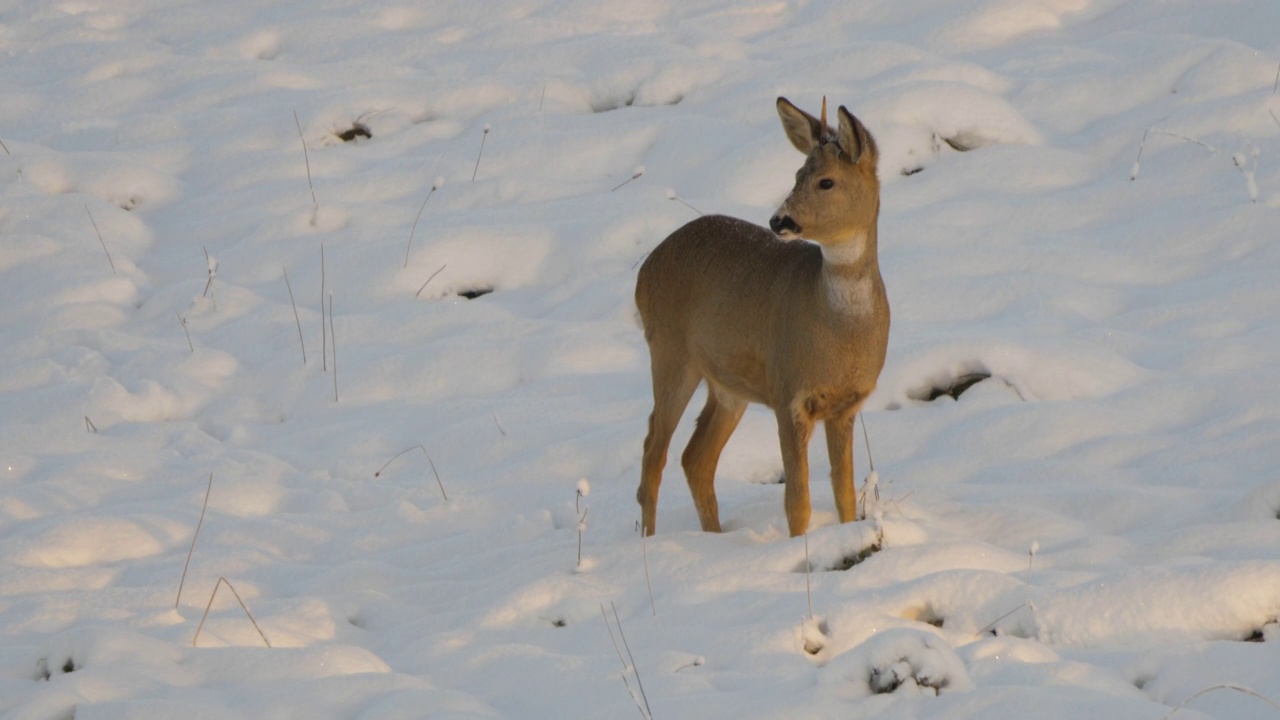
[820,234,873,315]
[819,235,867,265]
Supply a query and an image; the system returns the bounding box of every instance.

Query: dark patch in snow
[901,166,924,177]
[593,94,636,113]
[591,90,682,114]
[458,287,493,300]
[336,122,372,142]
[870,658,950,694]
[903,605,945,629]
[911,371,992,402]
[831,540,882,571]
[1244,628,1265,642]
[803,619,829,655]
[551,618,567,628]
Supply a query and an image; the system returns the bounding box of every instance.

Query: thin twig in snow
[177,312,193,353]
[329,292,337,402]
[415,264,447,298]
[471,124,490,182]
[1130,129,1217,181]
[375,445,427,477]
[1160,683,1280,720]
[577,506,589,567]
[668,191,703,216]
[492,411,507,437]
[602,604,647,719]
[374,444,449,500]
[84,416,97,433]
[602,603,654,720]
[283,268,306,365]
[538,85,547,112]
[0,138,10,155]
[320,244,327,372]
[84,205,116,273]
[176,473,214,608]
[201,246,216,298]
[1130,129,1150,181]
[1232,144,1259,203]
[612,169,644,192]
[642,535,656,617]
[1271,109,1280,129]
[1150,129,1216,152]
[804,532,813,621]
[858,411,876,473]
[426,455,448,501]
[404,181,441,268]
[612,603,653,720]
[192,577,271,648]
[293,110,318,224]
[975,601,1033,638]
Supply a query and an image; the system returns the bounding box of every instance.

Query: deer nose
[770,215,800,235]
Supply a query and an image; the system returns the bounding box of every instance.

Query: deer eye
[818,178,835,190]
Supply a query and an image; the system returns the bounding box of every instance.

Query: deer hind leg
[638,355,701,537]
[776,407,816,537]
[824,409,859,524]
[680,385,747,533]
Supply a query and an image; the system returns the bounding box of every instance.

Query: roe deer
[635,97,890,537]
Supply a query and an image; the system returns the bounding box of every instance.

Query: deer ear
[837,106,877,166]
[776,97,822,154]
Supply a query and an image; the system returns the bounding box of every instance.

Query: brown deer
[635,97,890,537]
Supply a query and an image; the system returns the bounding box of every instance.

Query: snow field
[2,0,1280,718]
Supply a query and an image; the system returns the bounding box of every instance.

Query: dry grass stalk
[84,416,98,433]
[804,532,813,620]
[975,601,1033,638]
[374,444,449,500]
[667,192,703,216]
[471,124,490,182]
[404,182,440,268]
[642,535,656,617]
[283,267,306,364]
[414,264,447,298]
[611,169,644,192]
[192,577,271,648]
[201,246,216,298]
[293,110,318,224]
[1161,683,1280,719]
[320,244,327,372]
[177,312,193,353]
[175,472,214,608]
[83,205,116,273]
[328,292,337,402]
[602,602,654,720]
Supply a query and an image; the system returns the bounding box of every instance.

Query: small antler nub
[820,96,828,141]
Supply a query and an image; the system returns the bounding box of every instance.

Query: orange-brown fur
[635,97,890,537]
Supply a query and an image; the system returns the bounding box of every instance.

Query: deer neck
[817,230,879,317]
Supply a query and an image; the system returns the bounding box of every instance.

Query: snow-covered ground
[2,0,1279,717]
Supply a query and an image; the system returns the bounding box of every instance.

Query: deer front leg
[776,407,815,537]
[824,411,858,524]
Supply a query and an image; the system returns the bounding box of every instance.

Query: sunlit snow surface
[2,1,1279,718]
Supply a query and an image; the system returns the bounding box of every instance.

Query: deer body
[635,98,890,537]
